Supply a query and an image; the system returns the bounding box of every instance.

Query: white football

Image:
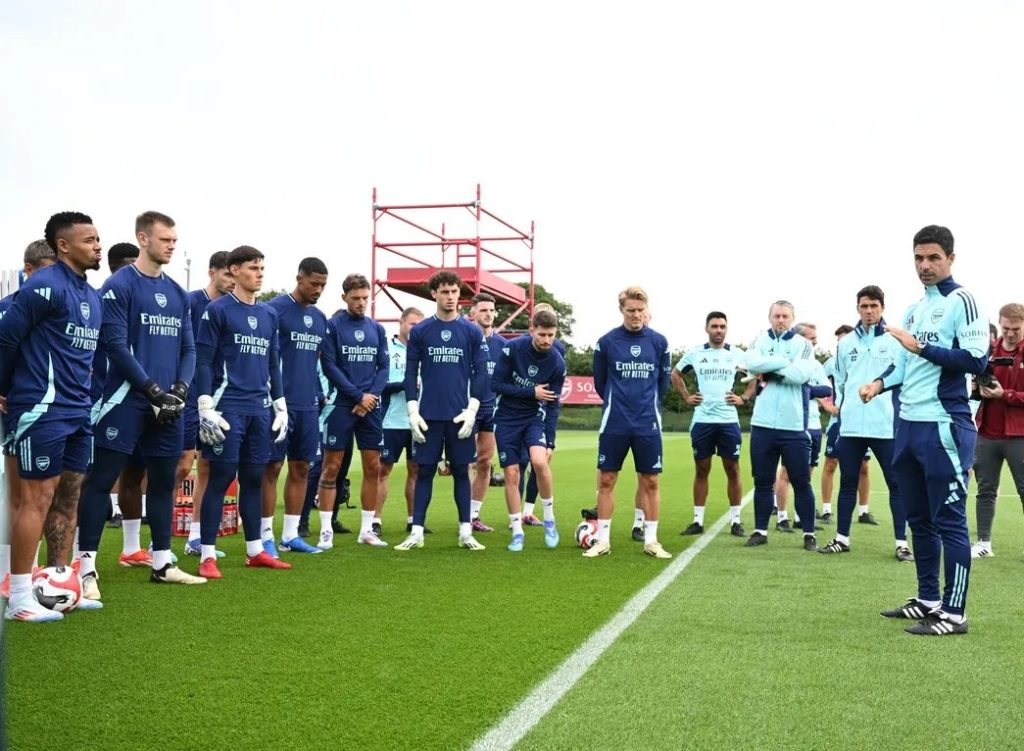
[32,566,82,612]
[575,520,599,549]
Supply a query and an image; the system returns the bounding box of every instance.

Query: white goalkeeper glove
[453,397,480,440]
[406,400,428,443]
[271,397,289,443]
[197,395,230,445]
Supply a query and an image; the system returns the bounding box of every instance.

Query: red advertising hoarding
[560,376,603,405]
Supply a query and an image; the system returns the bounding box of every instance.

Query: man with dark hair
[0,212,102,621]
[260,257,330,555]
[820,324,871,522]
[819,285,911,561]
[671,311,746,537]
[493,309,565,551]
[194,246,291,578]
[862,225,987,635]
[107,243,140,274]
[395,269,490,551]
[0,241,57,594]
[468,292,504,533]
[376,306,425,534]
[587,286,672,558]
[318,273,389,549]
[180,251,234,558]
[970,302,1024,558]
[78,211,206,598]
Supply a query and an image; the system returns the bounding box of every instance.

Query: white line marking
[471,489,755,751]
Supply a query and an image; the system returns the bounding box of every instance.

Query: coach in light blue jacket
[862,226,988,636]
[820,285,910,560]
[741,301,830,548]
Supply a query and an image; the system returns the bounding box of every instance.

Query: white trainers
[151,564,208,585]
[458,535,486,551]
[643,542,672,559]
[357,531,389,548]
[970,541,993,558]
[81,572,102,602]
[4,594,64,622]
[583,540,611,558]
[317,531,334,551]
[394,534,424,551]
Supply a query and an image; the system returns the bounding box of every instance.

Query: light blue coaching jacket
[834,320,898,439]
[744,329,826,433]
[879,277,988,424]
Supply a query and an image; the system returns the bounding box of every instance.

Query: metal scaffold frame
[370,184,535,330]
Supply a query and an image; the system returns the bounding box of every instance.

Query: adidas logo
[34,287,51,301]
[102,290,117,300]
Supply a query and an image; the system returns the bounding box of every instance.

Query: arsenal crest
[80,302,91,320]
[155,293,168,308]
[441,329,452,342]
[630,345,642,358]
[248,316,258,330]
[355,330,366,342]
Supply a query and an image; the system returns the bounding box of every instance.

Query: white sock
[373,516,382,525]
[407,515,414,525]
[189,522,201,539]
[859,504,869,515]
[245,539,263,557]
[837,533,850,545]
[261,516,274,542]
[777,510,788,522]
[523,501,536,517]
[823,502,832,514]
[72,529,80,561]
[644,520,659,545]
[411,524,425,539]
[319,511,333,536]
[634,507,645,526]
[360,509,374,536]
[470,499,483,519]
[110,493,121,515]
[458,522,471,539]
[895,539,907,549]
[509,513,523,536]
[729,505,741,522]
[694,507,705,525]
[0,543,9,578]
[79,552,97,577]
[598,518,611,544]
[201,544,217,561]
[122,519,142,555]
[35,540,42,564]
[945,611,965,623]
[9,573,31,602]
[151,549,172,569]
[755,529,768,536]
[920,598,941,609]
[141,494,147,517]
[541,498,554,522]
[282,514,300,541]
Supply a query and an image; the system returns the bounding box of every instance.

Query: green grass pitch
[5,432,1023,750]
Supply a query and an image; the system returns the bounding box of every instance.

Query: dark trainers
[881,598,934,620]
[730,522,746,537]
[775,519,795,533]
[819,512,833,524]
[332,521,352,534]
[818,538,850,554]
[895,546,914,562]
[904,610,968,636]
[631,526,645,542]
[680,522,704,536]
[107,513,123,529]
[858,512,879,526]
[580,507,598,521]
[744,532,768,547]
[803,535,818,551]
[371,522,382,537]
[297,522,310,538]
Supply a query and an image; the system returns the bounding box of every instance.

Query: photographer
[972,304,1024,558]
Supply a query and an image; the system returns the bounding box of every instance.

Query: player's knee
[598,471,617,491]
[287,460,310,481]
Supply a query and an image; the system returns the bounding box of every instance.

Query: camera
[973,356,1014,397]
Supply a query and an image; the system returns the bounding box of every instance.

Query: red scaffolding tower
[371,184,535,330]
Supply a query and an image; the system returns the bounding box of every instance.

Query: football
[575,520,599,549]
[32,566,82,612]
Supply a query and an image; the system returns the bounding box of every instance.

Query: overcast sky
[3,1,1022,352]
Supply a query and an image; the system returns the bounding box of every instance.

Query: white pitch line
[471,489,755,751]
